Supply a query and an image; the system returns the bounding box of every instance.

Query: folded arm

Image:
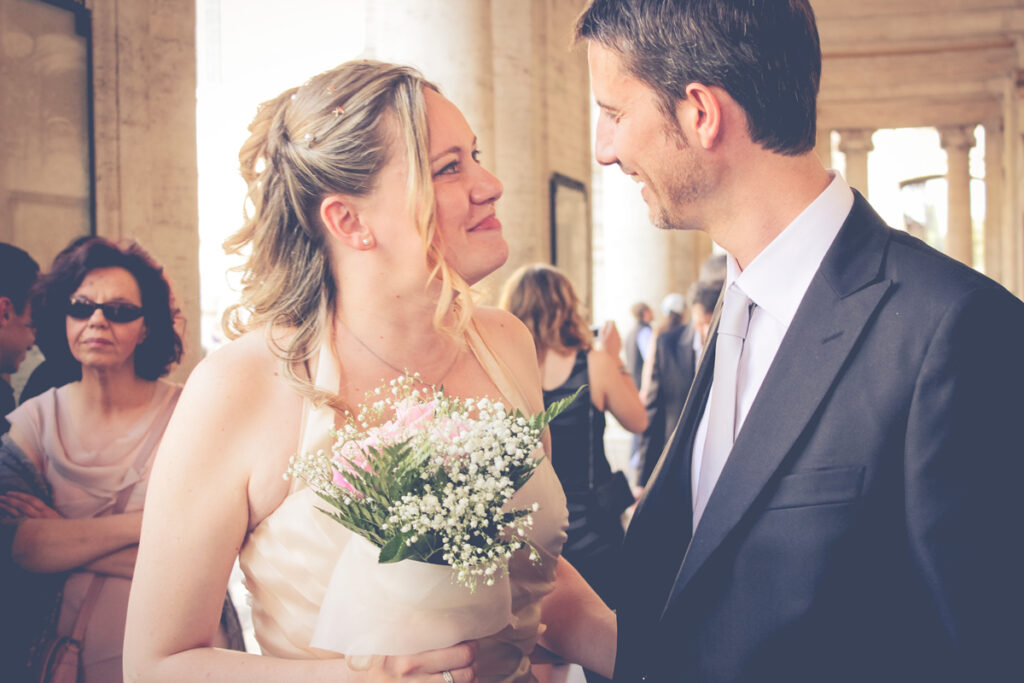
[85,544,138,578]
[1,490,143,573]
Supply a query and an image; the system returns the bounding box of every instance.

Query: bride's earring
[361,235,374,248]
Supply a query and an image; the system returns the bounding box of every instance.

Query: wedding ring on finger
[345,654,375,671]
[441,670,455,683]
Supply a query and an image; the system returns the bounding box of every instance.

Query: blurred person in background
[501,263,645,682]
[688,278,724,357]
[622,301,652,390]
[622,301,652,470]
[0,243,39,436]
[654,292,686,339]
[635,279,723,489]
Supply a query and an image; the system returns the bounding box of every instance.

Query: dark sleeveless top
[543,349,611,493]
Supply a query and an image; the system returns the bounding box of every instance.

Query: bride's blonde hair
[223,60,475,406]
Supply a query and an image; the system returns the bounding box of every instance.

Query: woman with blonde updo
[123,61,614,682]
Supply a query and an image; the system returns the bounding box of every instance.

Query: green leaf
[378,533,410,563]
[542,386,585,425]
[315,507,385,547]
[512,458,543,490]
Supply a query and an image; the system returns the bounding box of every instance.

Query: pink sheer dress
[7,380,180,683]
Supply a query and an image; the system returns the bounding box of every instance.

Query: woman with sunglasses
[0,237,236,681]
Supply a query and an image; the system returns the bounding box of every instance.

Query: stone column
[836,128,874,197]
[486,0,548,297]
[594,163,675,329]
[938,125,977,267]
[366,1,496,166]
[984,119,1003,282]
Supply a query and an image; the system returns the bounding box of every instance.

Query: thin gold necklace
[337,317,462,387]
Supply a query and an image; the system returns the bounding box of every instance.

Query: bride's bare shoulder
[472,306,534,351]
[180,327,302,417]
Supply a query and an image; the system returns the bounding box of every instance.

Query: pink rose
[398,399,437,431]
[332,469,361,496]
[335,440,374,474]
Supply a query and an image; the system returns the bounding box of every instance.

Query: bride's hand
[345,642,476,681]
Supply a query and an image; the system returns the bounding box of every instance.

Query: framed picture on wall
[549,172,592,313]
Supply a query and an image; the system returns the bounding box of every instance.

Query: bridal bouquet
[286,374,577,656]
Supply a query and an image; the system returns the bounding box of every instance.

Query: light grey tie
[693,284,752,529]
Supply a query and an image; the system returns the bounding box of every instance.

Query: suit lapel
[662,193,894,615]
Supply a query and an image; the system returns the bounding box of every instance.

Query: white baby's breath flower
[285,371,571,590]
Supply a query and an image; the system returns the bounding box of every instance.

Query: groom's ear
[320,194,373,250]
[679,82,723,150]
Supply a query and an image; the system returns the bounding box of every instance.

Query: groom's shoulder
[852,210,1020,318]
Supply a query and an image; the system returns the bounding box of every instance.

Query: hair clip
[334,106,345,116]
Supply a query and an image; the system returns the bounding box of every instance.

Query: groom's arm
[903,284,1024,678]
[538,556,616,678]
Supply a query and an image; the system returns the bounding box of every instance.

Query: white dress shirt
[691,172,855,514]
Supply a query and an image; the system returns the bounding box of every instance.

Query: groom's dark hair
[575,0,822,156]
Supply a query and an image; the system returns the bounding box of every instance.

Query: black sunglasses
[66,299,144,323]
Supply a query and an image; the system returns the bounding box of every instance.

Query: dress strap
[292,341,341,492]
[464,319,530,414]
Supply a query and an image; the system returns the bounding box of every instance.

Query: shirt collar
[726,171,854,329]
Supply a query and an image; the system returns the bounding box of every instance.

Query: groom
[574,1,1024,680]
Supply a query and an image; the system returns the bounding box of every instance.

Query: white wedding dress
[237,323,569,682]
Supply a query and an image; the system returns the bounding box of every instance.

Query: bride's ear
[320,194,375,250]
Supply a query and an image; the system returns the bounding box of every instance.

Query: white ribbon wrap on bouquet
[310,534,514,656]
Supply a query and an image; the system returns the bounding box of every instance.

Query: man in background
[0,243,39,435]
[636,279,722,489]
[622,301,653,390]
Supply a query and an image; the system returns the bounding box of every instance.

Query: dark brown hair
[32,237,182,380]
[576,0,821,155]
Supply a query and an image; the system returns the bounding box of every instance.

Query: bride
[123,61,613,681]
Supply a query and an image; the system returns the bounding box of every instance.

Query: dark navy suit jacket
[615,193,1024,682]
